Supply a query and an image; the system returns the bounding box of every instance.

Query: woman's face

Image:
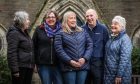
[46,12,56,27]
[111,21,122,34]
[23,17,30,30]
[67,13,76,28]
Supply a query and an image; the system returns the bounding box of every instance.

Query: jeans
[37,65,63,84]
[90,57,104,84]
[63,70,87,84]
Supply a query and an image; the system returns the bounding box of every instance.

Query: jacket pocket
[19,51,31,63]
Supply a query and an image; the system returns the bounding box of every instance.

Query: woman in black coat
[32,10,63,84]
[6,11,34,84]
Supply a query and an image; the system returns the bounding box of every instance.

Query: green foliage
[0,53,11,84]
[132,47,140,75]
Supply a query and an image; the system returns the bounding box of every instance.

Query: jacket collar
[84,20,99,30]
[12,25,29,37]
[110,30,126,40]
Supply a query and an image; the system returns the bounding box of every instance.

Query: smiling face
[86,9,98,26]
[45,12,56,27]
[67,12,76,28]
[111,21,122,34]
[23,17,30,30]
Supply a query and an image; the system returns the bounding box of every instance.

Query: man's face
[85,10,97,26]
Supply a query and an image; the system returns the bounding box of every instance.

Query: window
[133,28,140,48]
[0,25,7,53]
[0,36,1,50]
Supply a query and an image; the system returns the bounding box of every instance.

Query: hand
[115,77,122,84]
[78,58,85,66]
[34,65,38,73]
[70,60,81,68]
[13,72,20,77]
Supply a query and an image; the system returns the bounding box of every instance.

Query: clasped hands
[70,58,85,68]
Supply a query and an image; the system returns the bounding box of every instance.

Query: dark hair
[42,10,59,23]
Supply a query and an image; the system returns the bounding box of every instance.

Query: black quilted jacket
[6,25,34,73]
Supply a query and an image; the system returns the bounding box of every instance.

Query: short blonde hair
[62,11,82,34]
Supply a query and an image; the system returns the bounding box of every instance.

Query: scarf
[44,21,61,38]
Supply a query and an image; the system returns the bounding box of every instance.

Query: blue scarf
[44,21,61,38]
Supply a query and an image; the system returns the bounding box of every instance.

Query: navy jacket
[82,21,109,63]
[54,29,93,72]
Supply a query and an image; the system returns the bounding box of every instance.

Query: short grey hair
[112,16,126,29]
[14,11,29,26]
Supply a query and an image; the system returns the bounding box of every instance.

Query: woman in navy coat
[104,16,133,84]
[54,11,93,84]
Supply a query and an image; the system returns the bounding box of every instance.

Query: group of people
[6,8,132,84]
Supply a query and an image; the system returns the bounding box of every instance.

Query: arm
[54,31,72,63]
[32,28,38,64]
[83,30,93,61]
[7,31,19,73]
[117,35,132,77]
[103,26,109,56]
[103,26,109,45]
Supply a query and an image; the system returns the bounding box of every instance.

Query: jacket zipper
[74,32,80,60]
[50,38,53,64]
[29,38,33,68]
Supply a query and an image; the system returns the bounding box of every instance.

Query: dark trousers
[85,70,93,84]
[86,58,104,84]
[11,67,33,84]
[91,58,104,84]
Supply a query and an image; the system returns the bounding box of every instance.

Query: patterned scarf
[44,21,61,38]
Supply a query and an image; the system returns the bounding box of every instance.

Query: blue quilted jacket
[104,30,132,84]
[54,29,93,72]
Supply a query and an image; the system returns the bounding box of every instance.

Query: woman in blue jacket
[54,11,93,84]
[104,16,132,84]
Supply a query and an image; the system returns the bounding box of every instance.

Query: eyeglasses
[46,16,56,19]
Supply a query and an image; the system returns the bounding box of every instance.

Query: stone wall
[95,0,140,38]
[0,0,46,29]
[0,0,140,37]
